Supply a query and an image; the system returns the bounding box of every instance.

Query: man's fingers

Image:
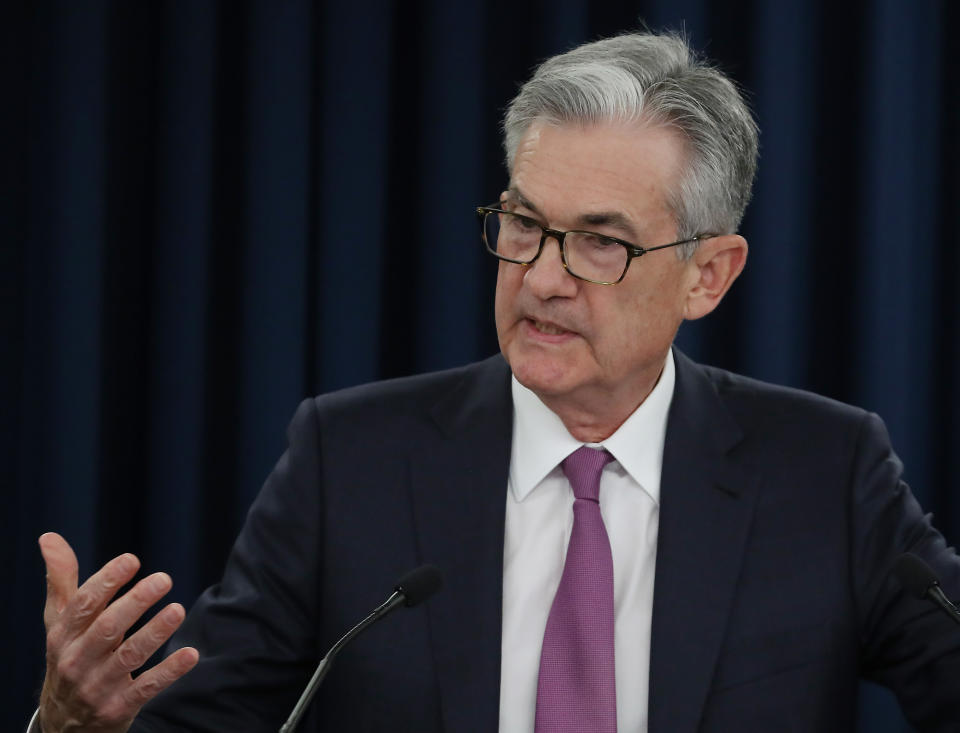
[80,572,175,661]
[100,595,181,676]
[121,645,199,710]
[54,552,141,644]
[39,532,79,626]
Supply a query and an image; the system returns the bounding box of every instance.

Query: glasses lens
[485,211,541,262]
[564,232,629,283]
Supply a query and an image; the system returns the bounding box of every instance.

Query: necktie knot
[561,446,614,502]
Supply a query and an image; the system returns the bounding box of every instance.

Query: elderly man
[33,30,960,732]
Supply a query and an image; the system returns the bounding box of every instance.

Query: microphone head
[892,552,940,599]
[395,564,443,607]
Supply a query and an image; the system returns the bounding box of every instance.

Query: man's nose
[523,235,578,298]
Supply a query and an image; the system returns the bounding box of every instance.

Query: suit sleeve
[851,411,960,730]
[132,398,325,732]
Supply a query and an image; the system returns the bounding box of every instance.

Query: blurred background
[3,0,957,729]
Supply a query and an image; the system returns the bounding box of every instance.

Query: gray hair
[503,31,759,256]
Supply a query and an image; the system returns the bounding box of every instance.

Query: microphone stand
[279,591,405,733]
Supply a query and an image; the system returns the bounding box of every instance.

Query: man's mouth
[528,318,573,336]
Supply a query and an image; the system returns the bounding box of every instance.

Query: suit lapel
[648,350,760,733]
[409,356,513,733]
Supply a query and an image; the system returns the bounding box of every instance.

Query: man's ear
[683,234,748,321]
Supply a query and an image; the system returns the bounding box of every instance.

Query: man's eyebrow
[506,186,638,240]
[505,187,542,217]
[577,211,636,239]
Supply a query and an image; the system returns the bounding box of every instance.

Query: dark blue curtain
[5,1,957,730]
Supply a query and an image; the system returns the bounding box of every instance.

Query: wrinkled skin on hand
[38,533,199,732]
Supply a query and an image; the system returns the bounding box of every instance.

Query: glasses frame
[476,204,710,285]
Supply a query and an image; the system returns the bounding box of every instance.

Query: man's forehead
[505,121,684,239]
[507,119,686,194]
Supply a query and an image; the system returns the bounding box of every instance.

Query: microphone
[891,553,960,625]
[279,564,443,733]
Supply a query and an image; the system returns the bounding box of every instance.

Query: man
[33,30,960,732]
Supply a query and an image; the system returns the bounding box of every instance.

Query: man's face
[495,121,699,413]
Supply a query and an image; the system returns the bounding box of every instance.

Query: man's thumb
[39,532,79,624]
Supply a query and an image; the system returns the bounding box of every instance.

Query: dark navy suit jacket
[135,351,960,731]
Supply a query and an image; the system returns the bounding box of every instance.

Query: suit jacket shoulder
[137,355,514,733]
[311,354,511,437]
[653,349,960,732]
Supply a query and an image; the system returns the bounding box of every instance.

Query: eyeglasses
[476,204,707,285]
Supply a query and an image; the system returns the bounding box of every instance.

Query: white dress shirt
[499,351,675,733]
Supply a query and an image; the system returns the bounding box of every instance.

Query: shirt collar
[509,349,676,505]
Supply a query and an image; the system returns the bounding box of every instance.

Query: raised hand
[38,533,199,732]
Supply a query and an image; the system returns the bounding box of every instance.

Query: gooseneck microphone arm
[926,587,960,625]
[279,564,443,733]
[279,592,405,733]
[891,552,960,626]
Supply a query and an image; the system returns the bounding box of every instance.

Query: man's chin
[509,359,581,399]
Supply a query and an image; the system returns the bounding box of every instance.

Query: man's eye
[580,233,616,249]
[505,213,539,231]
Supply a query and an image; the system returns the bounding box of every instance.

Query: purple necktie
[535,446,617,733]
